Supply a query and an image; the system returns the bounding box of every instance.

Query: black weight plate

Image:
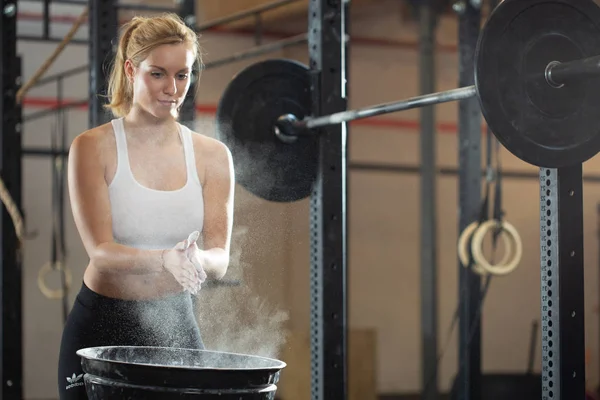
[215,59,316,202]
[475,0,600,168]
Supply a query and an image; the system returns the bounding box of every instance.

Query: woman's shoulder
[188,128,232,163]
[70,122,115,159]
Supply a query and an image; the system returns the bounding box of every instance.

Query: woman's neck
[123,107,179,145]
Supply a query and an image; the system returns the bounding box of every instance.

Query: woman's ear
[123,59,135,83]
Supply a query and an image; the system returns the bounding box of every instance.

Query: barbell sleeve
[545,54,600,88]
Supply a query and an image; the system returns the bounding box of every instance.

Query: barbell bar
[215,0,600,202]
[273,86,478,142]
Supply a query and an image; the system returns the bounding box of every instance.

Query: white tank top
[108,118,205,250]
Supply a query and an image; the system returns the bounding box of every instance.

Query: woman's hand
[162,236,202,294]
[184,231,208,289]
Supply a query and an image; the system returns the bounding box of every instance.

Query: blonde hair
[104,13,203,117]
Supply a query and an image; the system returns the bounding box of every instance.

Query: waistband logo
[66,373,84,390]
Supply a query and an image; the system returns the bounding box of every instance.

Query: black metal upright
[419,1,438,399]
[0,1,23,398]
[598,201,600,394]
[178,0,196,128]
[89,0,118,128]
[539,166,586,399]
[308,0,349,398]
[456,3,482,400]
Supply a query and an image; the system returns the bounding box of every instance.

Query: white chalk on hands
[187,231,200,244]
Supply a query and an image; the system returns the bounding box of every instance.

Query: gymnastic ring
[470,220,523,276]
[458,222,486,275]
[37,261,72,300]
[457,221,513,276]
[471,220,522,276]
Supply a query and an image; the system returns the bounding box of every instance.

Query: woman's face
[127,42,195,120]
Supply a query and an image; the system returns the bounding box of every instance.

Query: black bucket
[76,346,286,399]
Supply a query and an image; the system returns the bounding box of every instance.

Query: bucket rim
[76,345,287,372]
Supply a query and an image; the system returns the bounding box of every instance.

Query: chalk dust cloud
[191,118,291,362]
[194,222,290,361]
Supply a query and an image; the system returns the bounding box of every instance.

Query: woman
[57,13,234,399]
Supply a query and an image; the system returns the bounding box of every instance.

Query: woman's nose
[163,78,177,95]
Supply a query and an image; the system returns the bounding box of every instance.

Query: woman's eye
[151,72,163,78]
[178,74,188,80]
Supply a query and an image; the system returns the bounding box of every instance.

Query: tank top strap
[179,124,202,186]
[110,118,131,177]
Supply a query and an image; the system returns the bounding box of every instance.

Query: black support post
[178,0,196,128]
[598,201,600,397]
[89,0,118,128]
[456,3,482,400]
[419,1,438,399]
[540,166,586,399]
[308,0,349,399]
[0,1,23,397]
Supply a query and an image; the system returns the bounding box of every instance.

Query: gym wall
[14,1,600,399]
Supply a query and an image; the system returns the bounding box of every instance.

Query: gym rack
[0,0,24,398]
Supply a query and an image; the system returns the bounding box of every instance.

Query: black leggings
[57,282,204,400]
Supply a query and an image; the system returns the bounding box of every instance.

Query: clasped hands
[162,231,207,295]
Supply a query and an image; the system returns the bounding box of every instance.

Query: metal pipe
[31,64,88,88]
[545,54,600,87]
[17,35,89,45]
[203,33,307,70]
[349,162,600,182]
[284,85,476,131]
[456,4,483,398]
[597,202,600,389]
[195,0,300,31]
[418,2,438,399]
[43,0,50,39]
[307,85,475,128]
[19,0,86,4]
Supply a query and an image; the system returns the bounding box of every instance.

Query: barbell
[215,0,600,202]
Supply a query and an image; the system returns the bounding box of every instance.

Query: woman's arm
[68,131,164,274]
[198,138,235,280]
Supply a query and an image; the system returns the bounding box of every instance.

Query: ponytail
[104,18,143,117]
